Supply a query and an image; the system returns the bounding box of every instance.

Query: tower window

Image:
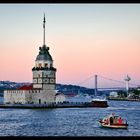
[45,63,48,68]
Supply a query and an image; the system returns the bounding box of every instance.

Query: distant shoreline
[107,97,140,102]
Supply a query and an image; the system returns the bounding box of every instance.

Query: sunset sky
[0,4,140,88]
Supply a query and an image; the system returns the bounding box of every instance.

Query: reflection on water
[0,96,140,136]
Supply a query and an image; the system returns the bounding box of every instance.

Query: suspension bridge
[77,74,139,94]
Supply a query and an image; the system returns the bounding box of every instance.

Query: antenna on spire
[43,13,46,46]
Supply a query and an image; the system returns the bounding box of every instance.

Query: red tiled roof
[18,84,33,90]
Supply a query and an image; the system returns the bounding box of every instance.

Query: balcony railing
[32,67,56,71]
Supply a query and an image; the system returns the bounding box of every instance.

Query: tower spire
[43,13,46,46]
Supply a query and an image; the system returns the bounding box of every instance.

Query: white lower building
[4,87,56,104]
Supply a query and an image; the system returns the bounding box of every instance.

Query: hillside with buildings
[0,81,94,95]
[1,80,140,99]
[0,81,106,97]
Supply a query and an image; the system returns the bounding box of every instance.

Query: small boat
[99,113,128,129]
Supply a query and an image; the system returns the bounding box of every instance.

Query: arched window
[39,99,41,104]
[39,63,42,68]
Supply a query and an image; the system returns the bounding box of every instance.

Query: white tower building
[32,14,56,90]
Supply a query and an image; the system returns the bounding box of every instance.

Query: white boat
[91,96,107,101]
[91,98,106,101]
[99,114,128,129]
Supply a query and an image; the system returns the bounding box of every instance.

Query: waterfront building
[109,91,118,98]
[4,14,64,104]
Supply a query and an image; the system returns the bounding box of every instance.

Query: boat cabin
[99,114,128,129]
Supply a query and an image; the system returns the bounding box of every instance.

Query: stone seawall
[0,101,108,109]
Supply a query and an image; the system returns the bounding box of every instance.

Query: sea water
[0,96,140,136]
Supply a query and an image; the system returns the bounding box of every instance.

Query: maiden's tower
[4,14,59,104]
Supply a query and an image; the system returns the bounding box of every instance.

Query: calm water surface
[0,96,140,136]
